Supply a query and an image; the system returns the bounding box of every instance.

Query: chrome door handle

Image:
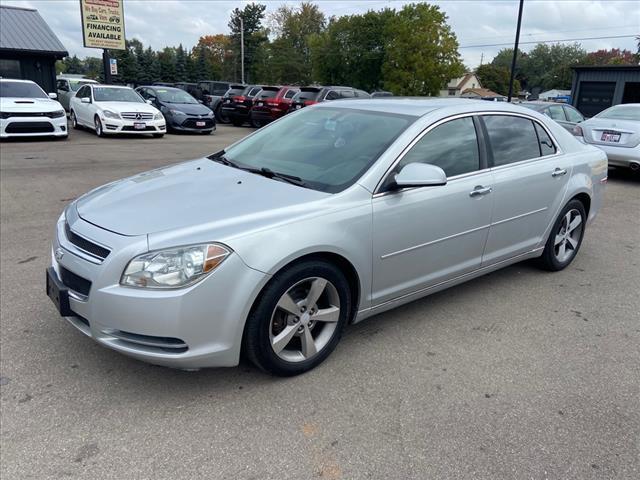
[552,168,567,177]
[469,186,492,197]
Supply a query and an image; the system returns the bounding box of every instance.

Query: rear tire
[244,260,351,376]
[250,116,264,128]
[537,199,586,271]
[216,106,231,124]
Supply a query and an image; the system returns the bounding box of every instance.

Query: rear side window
[483,115,541,167]
[534,123,557,156]
[564,106,584,123]
[397,117,480,177]
[326,90,340,100]
[546,105,566,121]
[284,89,297,99]
[339,90,355,98]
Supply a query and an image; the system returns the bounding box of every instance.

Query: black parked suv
[289,86,370,111]
[174,82,202,99]
[197,81,242,122]
[136,86,215,134]
[220,85,262,126]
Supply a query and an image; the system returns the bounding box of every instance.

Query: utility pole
[240,16,245,84]
[102,49,111,84]
[507,0,524,102]
[479,52,484,66]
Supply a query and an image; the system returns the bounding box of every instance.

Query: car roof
[313,98,540,118]
[90,84,131,89]
[0,78,36,83]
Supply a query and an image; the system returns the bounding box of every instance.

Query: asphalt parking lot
[1,126,639,480]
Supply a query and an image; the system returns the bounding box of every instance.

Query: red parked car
[249,86,300,127]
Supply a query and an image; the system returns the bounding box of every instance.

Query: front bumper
[166,115,216,132]
[48,209,269,369]
[0,115,67,138]
[101,116,166,135]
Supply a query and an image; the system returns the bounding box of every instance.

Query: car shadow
[607,166,640,184]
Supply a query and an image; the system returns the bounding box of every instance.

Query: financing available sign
[79,0,126,50]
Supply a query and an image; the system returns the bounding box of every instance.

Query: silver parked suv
[47,99,607,375]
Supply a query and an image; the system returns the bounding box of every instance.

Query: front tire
[537,199,586,271]
[94,115,104,137]
[70,110,79,130]
[244,260,351,376]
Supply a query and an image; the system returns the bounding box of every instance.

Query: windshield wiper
[257,168,307,187]
[209,154,307,187]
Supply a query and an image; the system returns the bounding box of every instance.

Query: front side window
[325,90,340,100]
[564,106,584,123]
[93,87,144,103]
[340,90,355,98]
[223,107,415,193]
[483,115,541,167]
[0,81,47,98]
[396,117,480,178]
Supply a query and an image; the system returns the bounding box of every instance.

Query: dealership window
[0,59,21,79]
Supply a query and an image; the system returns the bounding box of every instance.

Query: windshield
[93,87,144,103]
[0,81,48,98]
[155,88,198,104]
[222,106,414,193]
[596,105,640,121]
[69,80,94,92]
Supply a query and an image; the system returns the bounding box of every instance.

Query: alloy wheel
[94,117,102,136]
[269,277,341,363]
[553,208,583,263]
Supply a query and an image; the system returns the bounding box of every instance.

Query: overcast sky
[5,0,640,68]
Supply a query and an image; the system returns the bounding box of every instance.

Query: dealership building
[0,5,68,93]
[571,65,640,117]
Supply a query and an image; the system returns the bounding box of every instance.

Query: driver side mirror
[391,163,447,189]
[81,97,91,104]
[48,92,58,99]
[146,99,153,104]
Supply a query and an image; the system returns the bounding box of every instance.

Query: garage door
[577,82,615,117]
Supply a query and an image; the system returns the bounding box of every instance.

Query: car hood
[76,158,329,237]
[581,117,640,147]
[162,102,212,115]
[94,101,159,114]
[0,97,63,112]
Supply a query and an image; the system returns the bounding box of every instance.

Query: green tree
[111,40,140,85]
[583,48,637,65]
[475,63,520,96]
[62,55,84,74]
[523,43,587,90]
[175,44,187,81]
[158,47,177,82]
[382,3,464,95]
[490,48,528,89]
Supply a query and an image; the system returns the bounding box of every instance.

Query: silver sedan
[574,103,640,171]
[47,99,607,376]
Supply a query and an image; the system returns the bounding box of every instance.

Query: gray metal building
[571,65,640,117]
[0,5,68,93]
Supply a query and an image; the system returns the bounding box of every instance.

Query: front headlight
[47,110,66,118]
[120,243,230,289]
[102,109,120,119]
[154,112,164,120]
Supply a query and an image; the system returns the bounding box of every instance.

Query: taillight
[573,125,583,136]
[233,96,246,102]
[304,100,317,106]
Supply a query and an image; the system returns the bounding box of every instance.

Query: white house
[439,73,481,97]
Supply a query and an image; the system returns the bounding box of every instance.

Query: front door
[371,116,494,305]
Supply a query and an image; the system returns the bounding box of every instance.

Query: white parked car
[69,84,166,137]
[0,79,67,140]
[574,103,640,172]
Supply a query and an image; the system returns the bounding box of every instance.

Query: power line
[460,24,640,43]
[460,34,638,49]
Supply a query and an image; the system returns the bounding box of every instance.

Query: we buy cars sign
[79,0,126,50]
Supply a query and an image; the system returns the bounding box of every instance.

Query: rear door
[545,104,573,132]
[480,114,573,264]
[371,116,494,304]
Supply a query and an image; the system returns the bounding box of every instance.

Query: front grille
[120,112,154,120]
[5,122,54,133]
[65,222,110,260]
[1,111,64,118]
[106,330,188,354]
[59,267,92,297]
[121,125,157,132]
[182,118,214,129]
